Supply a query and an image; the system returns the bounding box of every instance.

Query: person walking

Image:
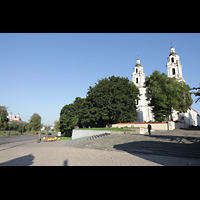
[148,123,152,135]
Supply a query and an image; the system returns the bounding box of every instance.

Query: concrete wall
[72,130,109,140]
[111,121,175,131]
[168,120,175,130]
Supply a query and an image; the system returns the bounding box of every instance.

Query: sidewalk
[1,145,200,166]
[153,129,200,137]
[0,133,200,165]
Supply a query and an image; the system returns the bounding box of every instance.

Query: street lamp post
[37,132,41,143]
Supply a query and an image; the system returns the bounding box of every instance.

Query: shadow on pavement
[180,127,200,131]
[114,140,200,165]
[63,160,68,166]
[0,154,34,166]
[144,135,200,143]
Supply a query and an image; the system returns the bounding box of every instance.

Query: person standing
[148,123,152,135]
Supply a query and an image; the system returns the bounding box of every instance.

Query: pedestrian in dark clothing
[148,123,151,135]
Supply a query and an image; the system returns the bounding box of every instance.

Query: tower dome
[169,46,177,56]
[135,59,141,66]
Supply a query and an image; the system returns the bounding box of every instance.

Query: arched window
[136,78,138,83]
[136,68,138,73]
[172,68,175,75]
[171,57,174,63]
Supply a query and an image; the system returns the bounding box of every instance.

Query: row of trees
[3,121,28,132]
[60,76,139,136]
[0,107,43,133]
[59,72,196,136]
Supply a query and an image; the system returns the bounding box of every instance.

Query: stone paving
[65,130,200,159]
[0,140,162,166]
[0,130,200,166]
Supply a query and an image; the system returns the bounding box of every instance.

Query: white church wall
[175,121,187,129]
[173,108,199,128]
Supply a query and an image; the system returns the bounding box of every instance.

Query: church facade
[9,112,21,122]
[132,45,200,127]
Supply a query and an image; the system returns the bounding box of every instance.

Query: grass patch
[59,137,71,140]
[0,130,57,136]
[78,127,135,132]
[0,130,30,136]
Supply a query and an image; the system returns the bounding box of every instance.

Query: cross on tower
[170,42,173,47]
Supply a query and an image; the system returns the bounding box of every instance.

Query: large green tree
[60,97,85,136]
[145,70,193,122]
[27,113,42,132]
[86,76,139,126]
[59,76,140,135]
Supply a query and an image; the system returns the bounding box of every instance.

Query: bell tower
[166,44,185,82]
[16,113,20,120]
[132,57,153,122]
[132,58,145,88]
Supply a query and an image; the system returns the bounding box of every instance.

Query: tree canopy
[27,113,42,132]
[191,84,200,103]
[86,76,139,126]
[54,120,61,132]
[59,76,139,135]
[0,105,9,129]
[60,100,81,136]
[145,70,193,122]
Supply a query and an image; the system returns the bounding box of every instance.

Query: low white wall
[72,130,109,140]
[112,121,175,131]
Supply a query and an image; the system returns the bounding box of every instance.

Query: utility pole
[21,122,24,135]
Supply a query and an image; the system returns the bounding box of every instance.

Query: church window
[171,57,174,63]
[136,68,138,73]
[172,68,175,75]
[136,78,138,83]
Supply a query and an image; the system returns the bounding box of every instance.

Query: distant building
[40,125,54,131]
[8,113,27,123]
[41,126,45,131]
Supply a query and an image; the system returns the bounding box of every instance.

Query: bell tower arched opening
[172,68,175,75]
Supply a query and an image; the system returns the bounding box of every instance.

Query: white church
[132,45,200,127]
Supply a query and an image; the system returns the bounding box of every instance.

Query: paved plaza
[0,129,200,166]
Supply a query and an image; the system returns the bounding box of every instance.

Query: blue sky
[0,33,200,125]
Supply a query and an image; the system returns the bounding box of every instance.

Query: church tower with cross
[166,43,185,82]
[132,57,153,122]
[132,56,145,88]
